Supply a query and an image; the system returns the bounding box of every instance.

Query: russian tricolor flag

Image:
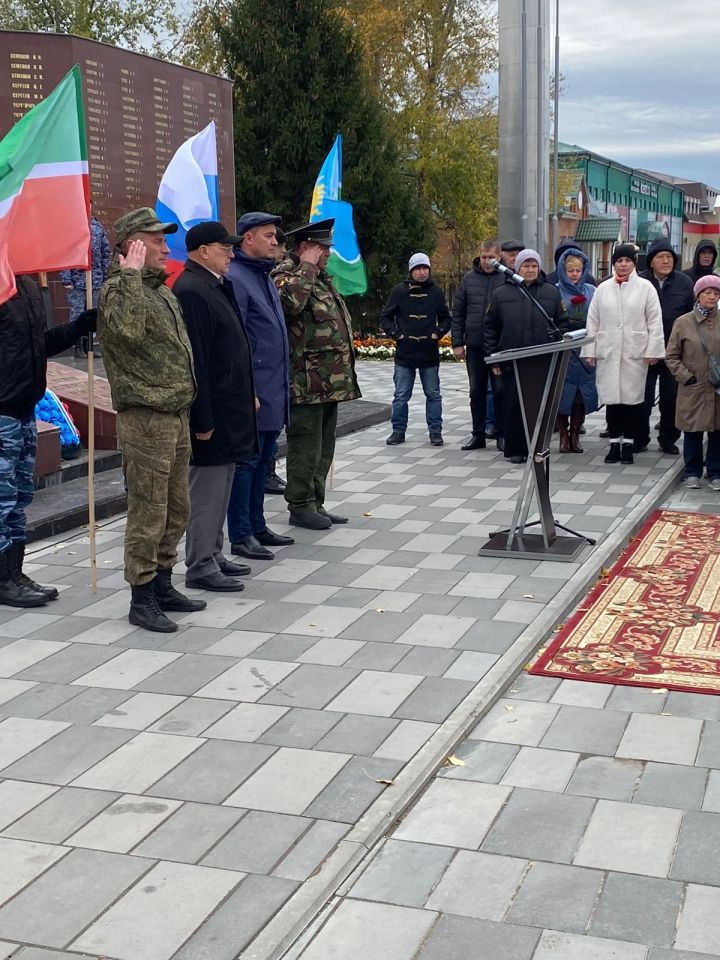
[156,121,219,284]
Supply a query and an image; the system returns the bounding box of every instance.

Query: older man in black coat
[173,221,258,591]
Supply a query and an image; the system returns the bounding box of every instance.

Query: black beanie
[611,243,637,265]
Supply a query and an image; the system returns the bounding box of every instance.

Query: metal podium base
[480,531,589,562]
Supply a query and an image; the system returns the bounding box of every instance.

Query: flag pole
[85,270,97,592]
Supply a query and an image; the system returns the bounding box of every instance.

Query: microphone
[488,258,524,285]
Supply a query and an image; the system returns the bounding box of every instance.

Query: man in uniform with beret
[99,207,206,631]
[273,218,361,530]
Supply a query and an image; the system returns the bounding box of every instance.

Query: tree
[216,0,432,328]
[0,0,179,51]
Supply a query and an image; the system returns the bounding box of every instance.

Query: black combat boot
[9,542,59,600]
[620,442,634,465]
[0,549,48,608]
[264,459,286,495]
[604,442,621,464]
[129,581,178,632]
[153,568,207,612]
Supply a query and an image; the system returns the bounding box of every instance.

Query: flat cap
[114,207,178,246]
[501,238,524,252]
[236,211,282,237]
[285,218,335,247]
[186,220,241,251]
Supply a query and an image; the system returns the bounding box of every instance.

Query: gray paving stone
[345,641,410,671]
[696,720,720,769]
[3,786,118,843]
[1,725,135,784]
[304,756,403,823]
[253,635,318,661]
[500,746,579,792]
[0,683,81,719]
[147,697,234,736]
[392,647,459,678]
[634,762,708,811]
[616,713,703,765]
[395,779,510,849]
[11,949,97,959]
[202,810,309,873]
[507,861,603,934]
[533,929,648,960]
[41,687,133,724]
[426,849,527,919]
[417,915,540,960]
[575,799,682,877]
[481,788,594,863]
[470,698,560,746]
[606,686,669,715]
[225,747,350,814]
[565,756,643,801]
[392,676,474,723]
[273,819,349,882]
[674,883,720,954]
[454,620,524,653]
[160,625,236,654]
[649,951,720,960]
[314,714,398,755]
[590,872,683,947]
[340,611,420,643]
[438,740,519,783]
[373,719,438,762]
[146,740,276,803]
[550,679,612,708]
[0,848,151,947]
[350,839,454,907]
[299,899,436,960]
[132,802,243,862]
[670,810,720,885]
[133,654,237,695]
[665,691,720,721]
[541,704,629,756]
[172,874,299,960]
[16,644,120,683]
[505,673,562,702]
[259,707,343,748]
[260,664,358,709]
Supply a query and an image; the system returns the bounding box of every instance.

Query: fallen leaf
[660,712,674,717]
[444,755,466,767]
[652,687,669,694]
[504,704,515,711]
[509,688,519,694]
[523,594,535,599]
[376,608,385,613]
[375,778,395,786]
[362,512,373,517]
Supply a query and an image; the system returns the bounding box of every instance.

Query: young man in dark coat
[226,212,295,561]
[451,238,505,450]
[684,239,718,285]
[0,275,95,607]
[637,238,695,454]
[485,249,567,463]
[381,252,451,446]
[173,221,258,591]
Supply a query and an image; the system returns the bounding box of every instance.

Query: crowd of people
[0,206,718,630]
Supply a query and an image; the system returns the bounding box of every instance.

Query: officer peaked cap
[285,218,335,247]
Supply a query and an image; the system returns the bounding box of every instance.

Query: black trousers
[466,346,503,437]
[606,403,644,441]
[639,361,680,447]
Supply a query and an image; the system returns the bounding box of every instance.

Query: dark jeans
[466,347,503,437]
[285,402,338,513]
[227,429,280,541]
[606,403,643,441]
[391,364,442,434]
[639,361,680,447]
[683,431,720,480]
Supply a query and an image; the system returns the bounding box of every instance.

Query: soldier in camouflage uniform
[60,214,111,321]
[98,208,206,631]
[273,218,361,530]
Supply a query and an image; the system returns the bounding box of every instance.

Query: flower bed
[353,335,460,362]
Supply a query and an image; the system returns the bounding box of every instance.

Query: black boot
[265,459,286,495]
[9,542,58,600]
[0,548,48,608]
[129,581,178,632]
[620,442,634,465]
[604,442,621,464]
[153,568,207,612]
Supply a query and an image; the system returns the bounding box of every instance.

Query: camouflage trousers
[117,407,191,585]
[284,402,338,514]
[0,416,37,556]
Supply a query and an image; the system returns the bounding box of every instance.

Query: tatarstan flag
[0,65,90,302]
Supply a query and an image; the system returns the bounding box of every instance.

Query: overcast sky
[556,0,720,186]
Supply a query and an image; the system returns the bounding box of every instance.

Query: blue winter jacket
[227,250,290,432]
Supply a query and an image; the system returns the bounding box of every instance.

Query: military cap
[186,220,241,251]
[114,208,178,246]
[501,238,524,252]
[285,218,335,247]
[236,211,282,237]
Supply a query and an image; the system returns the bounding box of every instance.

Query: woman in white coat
[582,244,665,465]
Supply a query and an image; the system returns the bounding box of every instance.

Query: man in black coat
[638,238,695,454]
[381,252,451,446]
[173,221,258,591]
[0,274,95,607]
[451,238,505,450]
[684,239,718,285]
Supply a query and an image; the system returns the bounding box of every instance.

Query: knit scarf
[696,301,714,319]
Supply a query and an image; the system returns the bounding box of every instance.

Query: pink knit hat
[694,275,720,296]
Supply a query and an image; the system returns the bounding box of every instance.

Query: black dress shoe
[185,571,245,592]
[255,528,295,547]
[461,435,486,451]
[264,471,286,495]
[386,431,405,445]
[659,443,679,455]
[319,510,349,524]
[429,432,444,446]
[599,429,610,439]
[633,440,649,453]
[289,511,332,530]
[218,558,251,577]
[508,455,526,464]
[231,536,274,560]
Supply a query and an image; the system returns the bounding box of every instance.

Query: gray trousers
[185,463,235,579]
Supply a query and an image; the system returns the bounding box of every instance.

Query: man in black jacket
[638,238,695,454]
[0,274,95,607]
[381,252,451,446]
[684,240,718,285]
[173,221,258,591]
[451,238,505,450]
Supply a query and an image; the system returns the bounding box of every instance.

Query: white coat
[581,270,665,405]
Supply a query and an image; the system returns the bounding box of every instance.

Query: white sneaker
[685,476,701,489]
[710,478,720,492]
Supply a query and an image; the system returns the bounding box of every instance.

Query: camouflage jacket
[272,253,361,405]
[98,262,196,413]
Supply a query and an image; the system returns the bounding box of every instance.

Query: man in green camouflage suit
[99,208,206,631]
[273,218,361,530]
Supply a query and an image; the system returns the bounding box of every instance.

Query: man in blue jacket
[227,212,295,561]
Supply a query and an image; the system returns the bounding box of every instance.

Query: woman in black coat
[484,249,567,462]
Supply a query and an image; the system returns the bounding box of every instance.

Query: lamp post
[551,0,560,257]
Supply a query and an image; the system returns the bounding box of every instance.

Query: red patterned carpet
[531,510,720,694]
